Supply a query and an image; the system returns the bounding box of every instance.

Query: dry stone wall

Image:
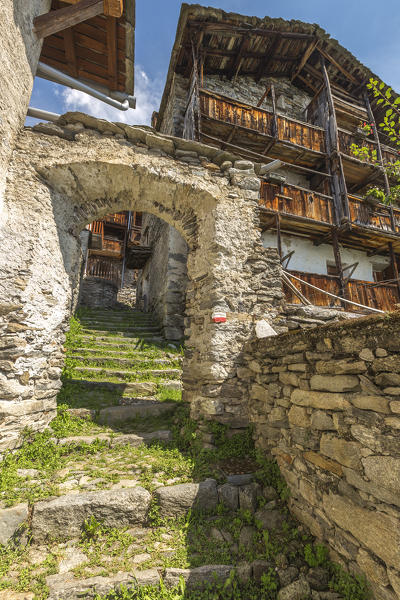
[0,112,285,451]
[79,277,118,309]
[239,312,400,600]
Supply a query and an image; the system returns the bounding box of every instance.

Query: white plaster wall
[262,232,390,282]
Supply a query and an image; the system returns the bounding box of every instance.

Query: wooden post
[332,227,347,306]
[363,91,390,195]
[388,242,400,297]
[271,83,278,138]
[276,214,282,260]
[320,55,350,224]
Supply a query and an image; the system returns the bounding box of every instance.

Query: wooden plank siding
[260,182,335,224]
[284,270,399,312]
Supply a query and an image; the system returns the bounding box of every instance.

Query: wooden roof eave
[38,0,135,95]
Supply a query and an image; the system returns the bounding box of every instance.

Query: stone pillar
[184,162,284,430]
[0,0,51,221]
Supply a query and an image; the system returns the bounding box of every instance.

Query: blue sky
[28,0,400,126]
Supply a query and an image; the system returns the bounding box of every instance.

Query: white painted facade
[262,231,390,282]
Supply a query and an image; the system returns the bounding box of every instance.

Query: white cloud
[61,66,163,126]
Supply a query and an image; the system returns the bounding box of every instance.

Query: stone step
[79,316,157,325]
[69,356,177,367]
[80,332,165,345]
[69,347,174,358]
[81,328,162,336]
[31,487,151,543]
[82,310,150,317]
[46,565,236,600]
[52,429,173,446]
[97,402,177,424]
[73,366,182,379]
[46,569,160,600]
[67,379,158,395]
[81,321,160,329]
[80,335,164,344]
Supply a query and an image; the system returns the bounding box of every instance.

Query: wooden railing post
[320,55,350,225]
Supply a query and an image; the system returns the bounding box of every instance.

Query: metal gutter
[36,62,136,111]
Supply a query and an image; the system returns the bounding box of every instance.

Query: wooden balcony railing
[338,128,400,165]
[284,270,399,312]
[85,256,121,288]
[88,220,104,236]
[347,194,400,233]
[260,182,335,225]
[199,89,326,154]
[103,212,128,226]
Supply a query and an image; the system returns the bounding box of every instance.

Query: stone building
[142,3,400,333]
[81,210,144,308]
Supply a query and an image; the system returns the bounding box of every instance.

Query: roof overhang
[37,0,135,95]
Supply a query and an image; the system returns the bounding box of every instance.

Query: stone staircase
[0,307,368,600]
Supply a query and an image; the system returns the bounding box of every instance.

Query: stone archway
[0,116,283,451]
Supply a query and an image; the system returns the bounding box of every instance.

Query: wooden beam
[256,34,281,82]
[62,0,123,16]
[228,36,250,80]
[291,38,319,82]
[106,16,118,89]
[256,85,271,108]
[187,21,315,39]
[63,27,78,78]
[103,0,123,17]
[34,0,103,38]
[318,47,359,86]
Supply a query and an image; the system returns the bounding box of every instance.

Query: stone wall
[0,0,51,220]
[158,73,188,137]
[0,112,284,451]
[239,313,400,600]
[79,277,118,309]
[136,214,188,340]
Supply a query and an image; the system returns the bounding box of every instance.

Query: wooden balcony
[338,128,400,186]
[198,89,326,168]
[259,182,400,251]
[85,256,121,288]
[348,194,400,234]
[284,270,399,313]
[259,181,335,231]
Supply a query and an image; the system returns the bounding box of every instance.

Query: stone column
[0,0,51,221]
